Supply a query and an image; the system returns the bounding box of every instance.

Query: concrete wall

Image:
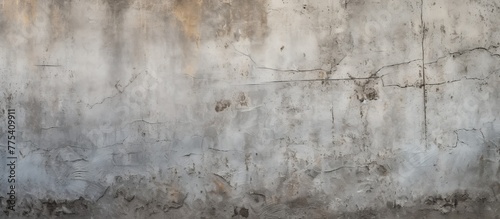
[1,0,500,218]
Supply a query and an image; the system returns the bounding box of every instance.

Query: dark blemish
[215,100,231,112]
[44,199,58,215]
[440,25,446,34]
[288,197,309,209]
[238,92,248,106]
[376,165,388,176]
[386,201,401,209]
[142,132,146,137]
[355,80,378,102]
[232,207,238,217]
[239,207,249,218]
[124,195,135,202]
[305,169,320,178]
[303,4,307,9]
[365,88,378,100]
[280,45,284,51]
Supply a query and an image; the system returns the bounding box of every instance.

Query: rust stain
[172,0,203,77]
[173,0,202,41]
[1,0,38,26]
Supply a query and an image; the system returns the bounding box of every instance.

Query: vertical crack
[420,0,428,147]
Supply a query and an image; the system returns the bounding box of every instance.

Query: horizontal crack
[426,45,500,65]
[232,45,328,73]
[241,76,378,85]
[426,68,500,86]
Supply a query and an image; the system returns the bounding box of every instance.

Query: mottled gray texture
[0,0,500,218]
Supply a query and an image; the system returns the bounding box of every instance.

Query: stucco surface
[1,0,500,218]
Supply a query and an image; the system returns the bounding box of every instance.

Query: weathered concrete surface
[0,0,500,218]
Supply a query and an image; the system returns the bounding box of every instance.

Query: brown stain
[173,0,203,41]
[1,0,38,27]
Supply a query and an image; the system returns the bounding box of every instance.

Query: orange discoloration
[1,0,38,26]
[173,0,203,41]
[172,0,203,77]
[210,175,230,198]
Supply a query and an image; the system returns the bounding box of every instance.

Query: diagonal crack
[86,72,143,109]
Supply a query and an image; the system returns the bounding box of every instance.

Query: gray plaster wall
[0,0,500,218]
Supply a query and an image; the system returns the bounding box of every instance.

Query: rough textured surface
[0,0,500,218]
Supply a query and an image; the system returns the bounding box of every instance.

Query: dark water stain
[23,98,43,135]
[230,0,268,41]
[48,0,73,45]
[102,0,134,80]
[201,0,268,42]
